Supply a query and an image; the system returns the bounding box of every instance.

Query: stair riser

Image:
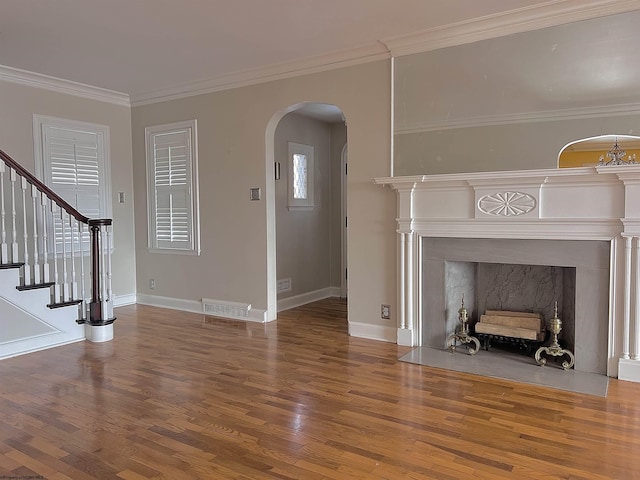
[0,268,84,360]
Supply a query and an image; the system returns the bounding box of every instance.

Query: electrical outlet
[149,278,156,290]
[381,304,391,320]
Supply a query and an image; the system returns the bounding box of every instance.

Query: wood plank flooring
[1,297,640,479]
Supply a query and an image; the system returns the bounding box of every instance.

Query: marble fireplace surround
[423,237,608,375]
[375,165,640,382]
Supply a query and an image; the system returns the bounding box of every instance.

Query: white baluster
[52,203,60,303]
[0,162,6,263]
[61,209,69,302]
[79,222,87,322]
[10,168,18,263]
[69,214,78,300]
[100,227,107,316]
[20,176,30,285]
[31,184,40,284]
[41,194,50,283]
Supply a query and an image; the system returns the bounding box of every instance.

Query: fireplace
[423,237,608,374]
[375,165,640,382]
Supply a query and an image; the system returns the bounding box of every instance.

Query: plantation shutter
[150,129,193,250]
[42,125,103,246]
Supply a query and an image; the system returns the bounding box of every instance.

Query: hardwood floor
[1,297,640,479]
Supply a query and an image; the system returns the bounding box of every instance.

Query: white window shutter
[35,118,111,249]
[44,126,102,217]
[146,121,199,253]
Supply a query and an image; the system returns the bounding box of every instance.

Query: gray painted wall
[394,11,640,175]
[131,60,395,326]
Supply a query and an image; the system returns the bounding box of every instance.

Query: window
[145,120,200,254]
[33,115,111,248]
[287,142,314,210]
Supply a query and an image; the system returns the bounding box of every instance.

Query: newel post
[85,218,115,342]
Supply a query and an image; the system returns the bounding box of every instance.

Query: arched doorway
[265,102,347,319]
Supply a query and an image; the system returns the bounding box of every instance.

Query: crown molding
[0,64,130,107]
[395,102,640,135]
[131,43,390,106]
[383,0,640,57]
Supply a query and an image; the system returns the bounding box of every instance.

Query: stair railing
[0,148,114,326]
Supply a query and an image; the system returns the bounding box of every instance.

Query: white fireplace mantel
[375,165,640,382]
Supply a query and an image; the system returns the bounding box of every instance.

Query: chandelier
[598,139,637,166]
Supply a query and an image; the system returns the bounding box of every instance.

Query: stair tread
[47,299,83,309]
[0,262,25,269]
[16,282,55,291]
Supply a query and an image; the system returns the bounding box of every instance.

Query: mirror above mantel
[559,134,640,168]
[393,9,640,176]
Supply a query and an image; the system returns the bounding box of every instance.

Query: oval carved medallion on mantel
[477,191,536,216]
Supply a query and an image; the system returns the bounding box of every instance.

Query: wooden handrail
[0,148,90,224]
[1,147,115,325]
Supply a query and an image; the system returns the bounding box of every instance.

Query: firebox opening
[445,261,576,358]
[422,237,609,375]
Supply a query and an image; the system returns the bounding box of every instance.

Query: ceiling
[3,0,635,105]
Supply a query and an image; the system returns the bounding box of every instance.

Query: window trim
[145,119,200,255]
[33,114,112,220]
[287,142,315,211]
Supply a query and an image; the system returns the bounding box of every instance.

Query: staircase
[0,149,115,360]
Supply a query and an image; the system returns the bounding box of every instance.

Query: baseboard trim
[348,322,396,343]
[114,293,137,307]
[618,358,640,383]
[277,287,341,312]
[0,336,84,361]
[136,294,268,323]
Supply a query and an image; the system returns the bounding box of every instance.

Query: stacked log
[475,310,545,341]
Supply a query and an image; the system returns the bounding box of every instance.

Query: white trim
[397,327,418,346]
[619,358,640,382]
[114,293,137,307]
[136,294,268,323]
[340,143,348,298]
[85,324,114,342]
[0,64,130,106]
[395,102,640,135]
[348,321,396,343]
[32,114,113,220]
[145,119,201,254]
[137,294,204,313]
[0,337,84,361]
[383,0,640,58]
[131,44,389,106]
[277,287,341,312]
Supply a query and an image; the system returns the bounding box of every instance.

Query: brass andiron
[446,296,480,355]
[535,302,575,370]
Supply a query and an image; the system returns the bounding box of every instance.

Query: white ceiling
[2,0,634,104]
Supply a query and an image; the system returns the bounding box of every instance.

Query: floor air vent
[202,298,251,320]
